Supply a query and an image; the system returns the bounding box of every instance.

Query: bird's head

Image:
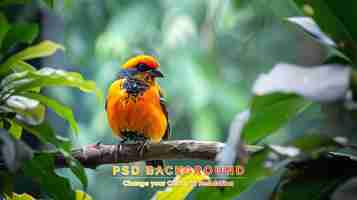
[120,55,164,84]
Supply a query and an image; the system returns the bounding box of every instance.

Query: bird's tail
[146,160,164,168]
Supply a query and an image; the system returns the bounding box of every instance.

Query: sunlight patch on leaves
[5,193,36,200]
[8,119,22,139]
[75,190,92,200]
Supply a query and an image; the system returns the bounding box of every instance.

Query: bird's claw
[136,140,149,157]
[117,138,129,152]
[96,140,102,147]
[116,143,122,152]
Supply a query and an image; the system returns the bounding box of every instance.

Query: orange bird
[106,55,170,167]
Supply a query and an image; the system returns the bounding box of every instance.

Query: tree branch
[53,140,262,169]
[54,140,223,168]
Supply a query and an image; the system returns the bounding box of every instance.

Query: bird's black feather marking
[123,78,149,96]
[118,68,138,78]
[145,91,170,168]
[159,90,170,140]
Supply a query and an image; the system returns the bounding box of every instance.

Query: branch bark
[54,140,225,168]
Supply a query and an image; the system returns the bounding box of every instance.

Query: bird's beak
[148,69,164,78]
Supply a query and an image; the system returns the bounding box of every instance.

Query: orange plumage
[106,55,169,166]
[106,79,168,142]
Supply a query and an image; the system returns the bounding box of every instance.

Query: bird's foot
[136,140,149,157]
[95,140,102,147]
[88,140,102,149]
[117,138,129,152]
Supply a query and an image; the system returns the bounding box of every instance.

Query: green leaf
[36,150,88,191]
[291,0,357,63]
[284,17,351,64]
[11,60,36,73]
[325,47,351,64]
[5,95,45,126]
[1,23,39,52]
[331,177,357,200]
[2,68,100,97]
[243,94,312,144]
[69,159,88,190]
[0,128,33,172]
[0,13,10,49]
[5,193,36,200]
[0,172,14,197]
[285,17,336,47]
[289,134,339,154]
[9,40,64,60]
[19,121,71,152]
[21,92,79,134]
[0,0,30,7]
[295,0,357,40]
[227,149,271,198]
[23,154,76,200]
[75,190,92,200]
[273,154,354,200]
[196,148,270,200]
[236,171,284,200]
[7,119,22,139]
[27,146,87,191]
[38,149,88,190]
[273,152,357,200]
[0,40,64,75]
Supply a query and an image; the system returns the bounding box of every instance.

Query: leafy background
[1,0,357,200]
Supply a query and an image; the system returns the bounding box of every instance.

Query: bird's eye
[137,63,150,72]
[144,74,151,81]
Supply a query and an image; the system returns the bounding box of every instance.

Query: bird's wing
[105,77,125,112]
[159,89,170,140]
